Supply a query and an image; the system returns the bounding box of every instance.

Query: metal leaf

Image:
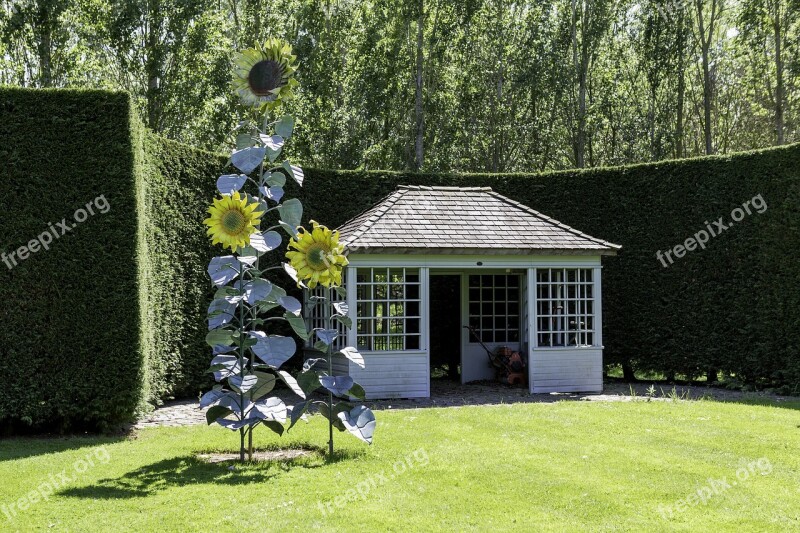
[277,198,303,229]
[338,347,365,369]
[284,312,309,340]
[249,333,296,368]
[205,329,235,348]
[337,405,376,444]
[278,370,306,399]
[208,256,241,287]
[303,358,327,372]
[231,146,266,174]
[229,374,258,394]
[250,371,276,400]
[265,172,286,187]
[280,221,299,239]
[205,405,232,426]
[244,279,272,305]
[316,401,348,431]
[252,397,287,423]
[249,230,282,253]
[217,174,248,195]
[316,329,339,346]
[207,299,236,330]
[297,369,321,395]
[279,296,302,316]
[281,161,304,186]
[275,115,294,139]
[333,302,349,316]
[260,185,284,203]
[199,388,225,409]
[286,400,310,430]
[319,375,354,396]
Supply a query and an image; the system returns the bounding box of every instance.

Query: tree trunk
[146,0,163,131]
[773,3,785,145]
[675,6,686,158]
[413,0,424,171]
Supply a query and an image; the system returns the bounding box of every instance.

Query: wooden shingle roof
[337,186,621,255]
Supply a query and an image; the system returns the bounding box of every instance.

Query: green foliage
[158,136,800,391]
[0,87,145,431]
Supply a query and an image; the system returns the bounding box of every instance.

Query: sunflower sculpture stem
[326,299,335,461]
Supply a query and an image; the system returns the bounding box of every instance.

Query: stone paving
[134,379,795,429]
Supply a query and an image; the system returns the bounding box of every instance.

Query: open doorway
[429,274,461,381]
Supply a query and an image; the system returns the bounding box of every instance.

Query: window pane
[406,336,420,350]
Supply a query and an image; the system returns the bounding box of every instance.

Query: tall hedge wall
[0,88,146,431]
[2,88,798,434]
[153,139,800,394]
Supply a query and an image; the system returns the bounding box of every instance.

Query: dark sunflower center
[221,209,247,234]
[306,243,329,270]
[248,59,284,97]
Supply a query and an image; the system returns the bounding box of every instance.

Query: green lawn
[1,399,798,532]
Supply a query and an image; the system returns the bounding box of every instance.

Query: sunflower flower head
[204,191,264,252]
[232,38,298,110]
[286,220,348,289]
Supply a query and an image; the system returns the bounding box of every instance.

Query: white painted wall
[347,351,430,399]
[528,348,603,393]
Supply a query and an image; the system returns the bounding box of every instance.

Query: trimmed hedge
[0,88,146,431]
[2,87,798,433]
[158,140,800,394]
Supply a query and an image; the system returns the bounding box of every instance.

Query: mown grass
[0,399,798,532]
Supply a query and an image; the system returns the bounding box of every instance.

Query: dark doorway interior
[429,274,461,381]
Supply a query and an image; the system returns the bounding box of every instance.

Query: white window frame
[533,267,601,349]
[353,267,423,352]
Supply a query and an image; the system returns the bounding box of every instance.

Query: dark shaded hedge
[0,88,145,431]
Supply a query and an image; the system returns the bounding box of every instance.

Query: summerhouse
[314,186,621,399]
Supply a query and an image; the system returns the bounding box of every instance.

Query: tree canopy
[2,0,798,171]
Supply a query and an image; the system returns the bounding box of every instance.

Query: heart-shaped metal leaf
[217,174,247,195]
[333,302,349,316]
[205,329,235,348]
[205,405,232,425]
[284,312,309,340]
[319,375,354,397]
[286,400,310,430]
[279,296,302,316]
[244,279,272,304]
[316,329,339,346]
[208,256,241,287]
[249,333,296,368]
[231,146,266,174]
[275,115,294,139]
[207,298,236,330]
[277,198,303,229]
[337,405,376,444]
[260,185,284,203]
[252,397,286,423]
[249,231,283,253]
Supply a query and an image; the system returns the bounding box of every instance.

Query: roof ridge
[486,190,621,249]
[339,188,407,246]
[399,185,492,191]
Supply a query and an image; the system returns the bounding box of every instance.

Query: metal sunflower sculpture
[203,191,264,251]
[286,220,349,289]
[232,38,298,110]
[202,39,375,464]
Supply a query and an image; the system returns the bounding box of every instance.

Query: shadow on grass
[0,436,125,462]
[58,444,364,499]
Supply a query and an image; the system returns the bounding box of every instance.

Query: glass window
[356,268,422,351]
[536,268,596,347]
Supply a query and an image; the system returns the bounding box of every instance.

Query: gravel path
[134,380,795,429]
